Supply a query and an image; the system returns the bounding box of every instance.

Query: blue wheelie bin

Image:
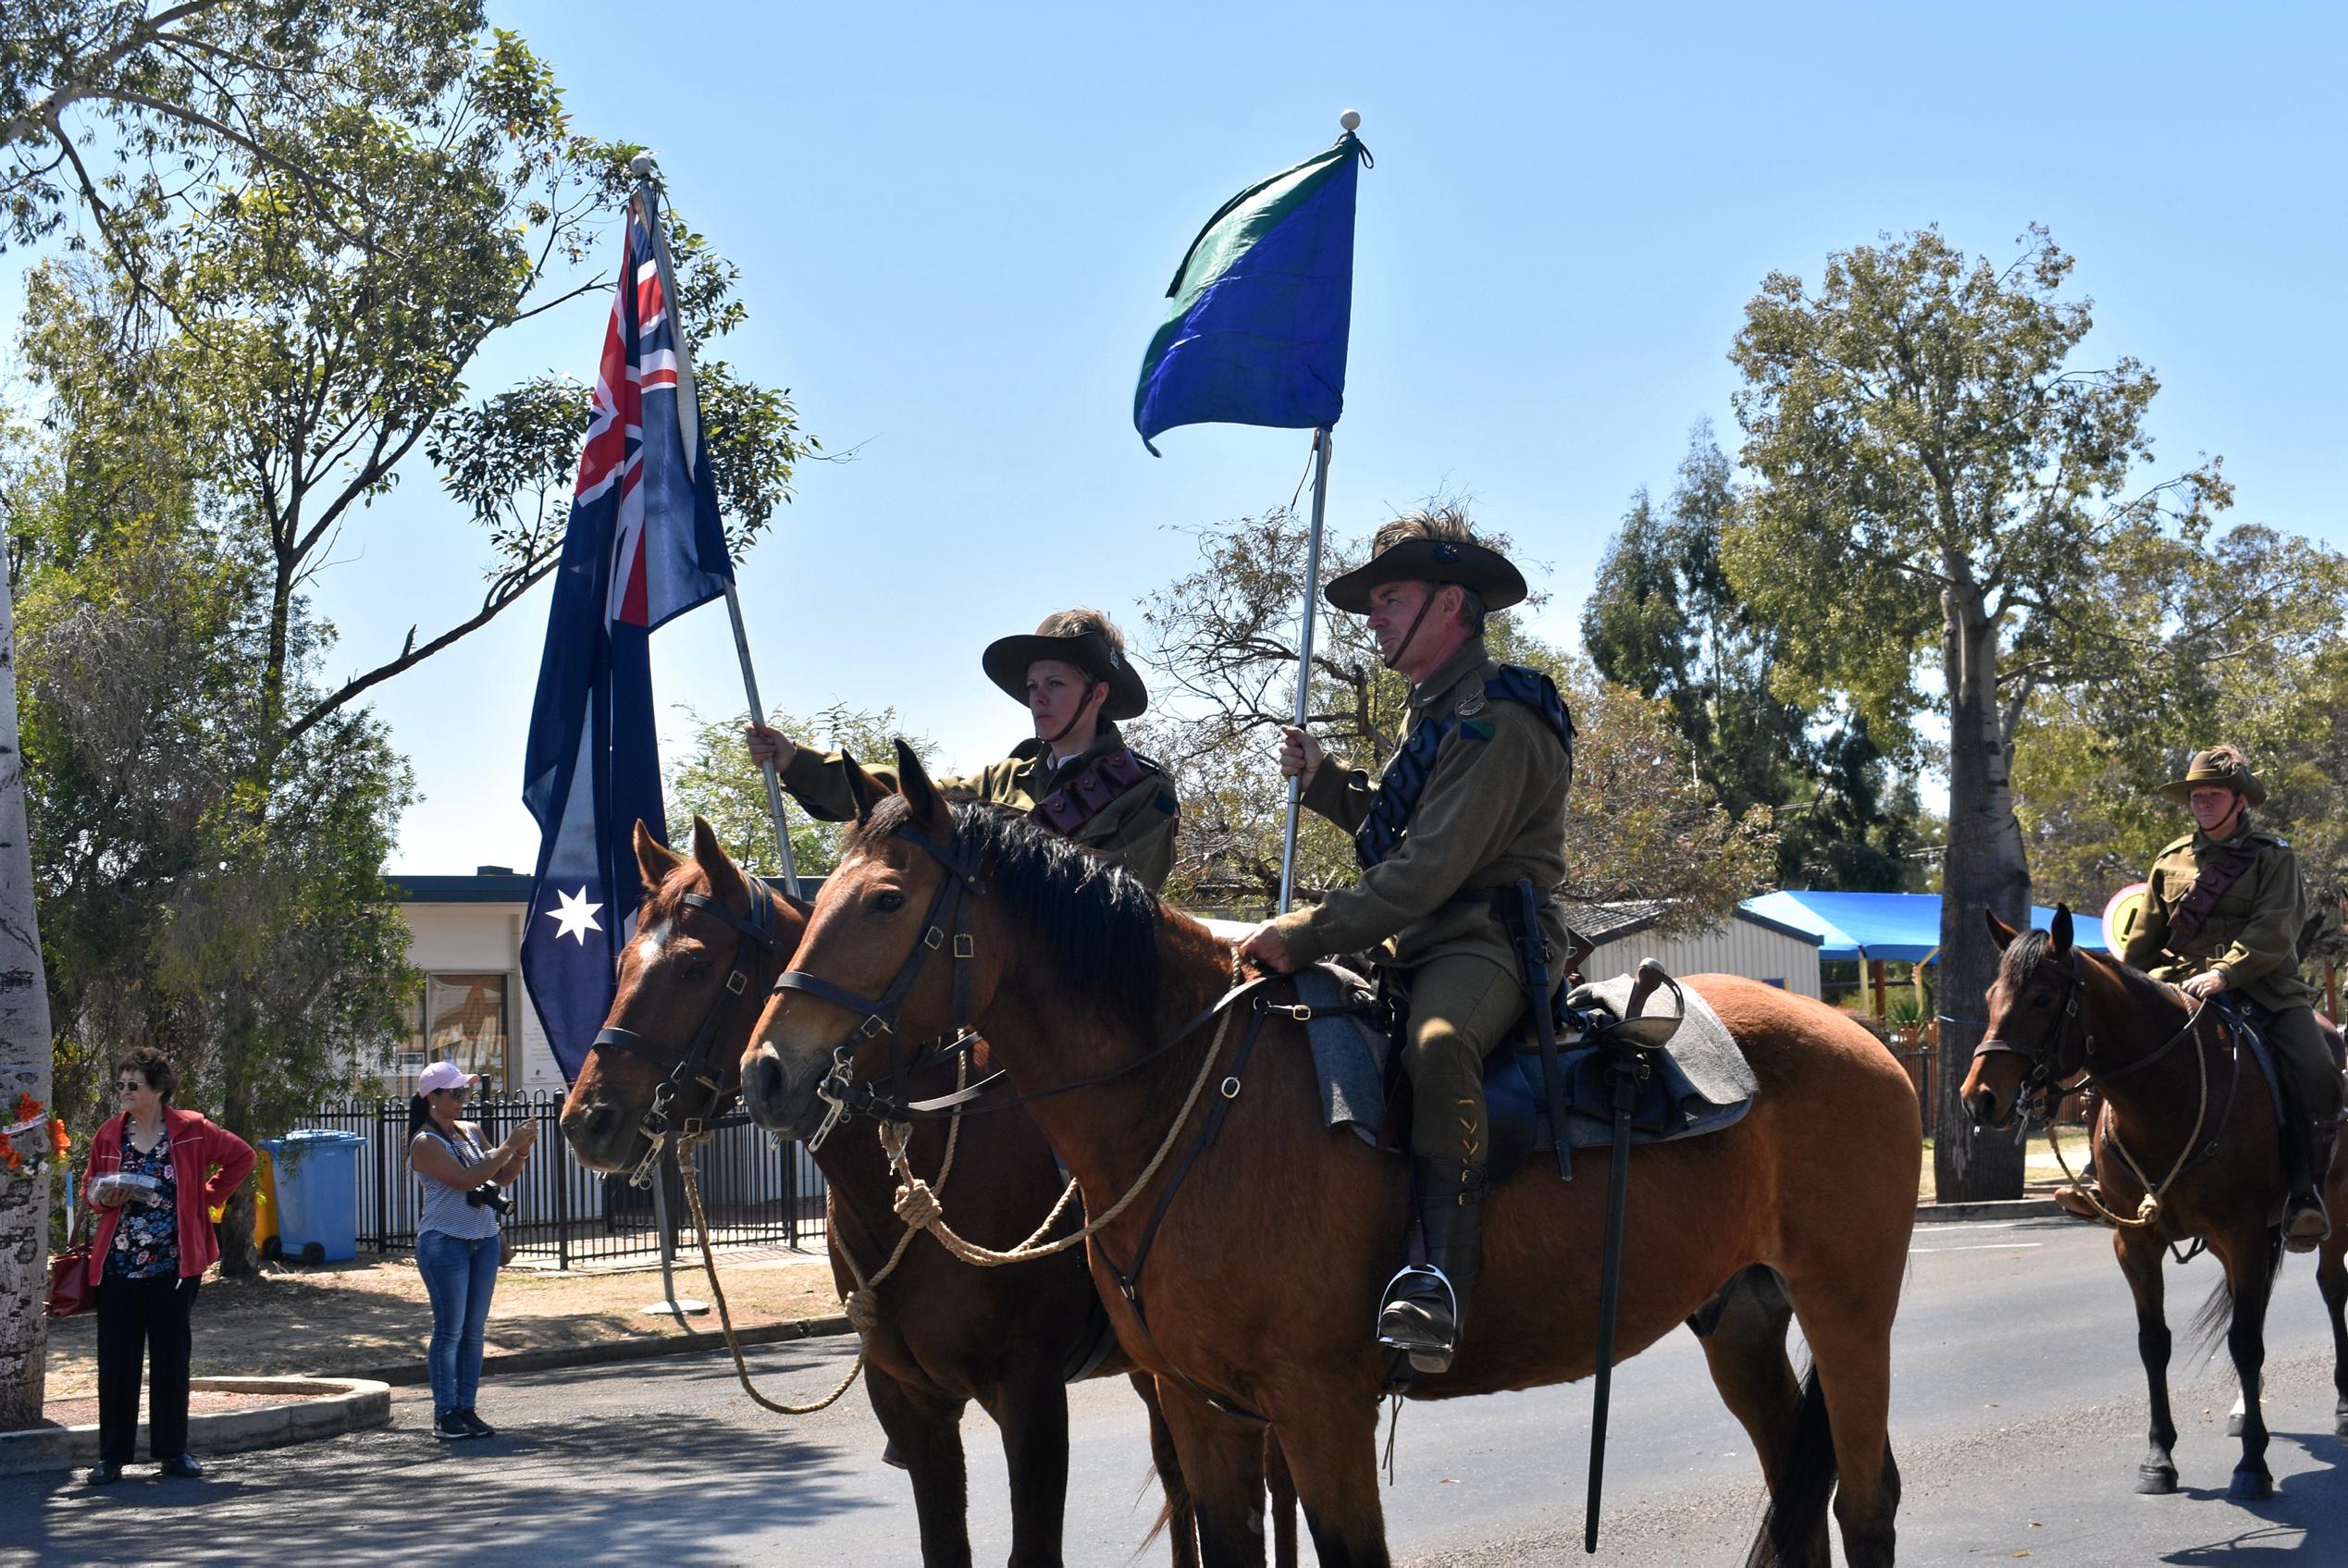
[262,1129,365,1264]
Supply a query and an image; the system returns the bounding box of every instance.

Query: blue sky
[15,3,2347,873]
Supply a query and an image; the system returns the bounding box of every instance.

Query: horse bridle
[770,823,983,1148]
[592,880,793,1180]
[1971,957,2095,1126]
[1972,952,2215,1126]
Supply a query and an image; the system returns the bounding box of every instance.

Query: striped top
[416,1125,500,1242]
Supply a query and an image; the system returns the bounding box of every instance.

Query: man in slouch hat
[1238,508,1576,1372]
[2120,745,2342,1250]
[747,609,1181,892]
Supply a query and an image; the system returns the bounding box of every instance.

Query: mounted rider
[747,608,1181,893]
[2119,745,2342,1251]
[1238,509,1574,1374]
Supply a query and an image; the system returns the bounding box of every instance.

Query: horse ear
[841,751,889,824]
[2051,902,2074,955]
[1983,908,2018,952]
[635,820,684,895]
[691,815,748,907]
[896,738,949,832]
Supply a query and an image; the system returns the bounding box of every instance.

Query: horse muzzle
[558,1094,647,1174]
[741,1042,830,1141]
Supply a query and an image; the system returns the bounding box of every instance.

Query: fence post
[375,1100,391,1253]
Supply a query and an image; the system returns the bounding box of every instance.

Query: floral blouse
[105,1128,180,1279]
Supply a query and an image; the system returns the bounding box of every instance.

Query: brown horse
[1961,906,2348,1500]
[740,747,1922,1567]
[559,819,1287,1568]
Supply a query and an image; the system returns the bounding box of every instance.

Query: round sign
[2103,882,2151,954]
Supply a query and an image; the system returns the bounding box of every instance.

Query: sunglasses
[434,1087,470,1100]
[117,1080,146,1093]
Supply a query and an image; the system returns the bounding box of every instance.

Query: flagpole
[1277,425,1332,914]
[630,159,806,902]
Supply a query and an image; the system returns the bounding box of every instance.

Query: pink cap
[416,1061,480,1094]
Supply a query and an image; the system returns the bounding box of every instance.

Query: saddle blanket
[1290,962,1757,1157]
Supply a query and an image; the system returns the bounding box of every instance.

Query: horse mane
[2000,929,2186,1022]
[850,796,1161,1034]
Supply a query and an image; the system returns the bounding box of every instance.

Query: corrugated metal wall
[1583,917,1823,999]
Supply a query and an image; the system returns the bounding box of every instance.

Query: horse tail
[2188,1228,2287,1363]
[1743,1360,1836,1568]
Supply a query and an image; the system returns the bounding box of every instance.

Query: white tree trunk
[0,565,55,1429]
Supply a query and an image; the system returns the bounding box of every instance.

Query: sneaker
[455,1409,496,1438]
[433,1412,476,1441]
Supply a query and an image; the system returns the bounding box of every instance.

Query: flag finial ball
[630,154,655,179]
[1340,109,1361,132]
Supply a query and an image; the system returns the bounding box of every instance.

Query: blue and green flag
[1133,131,1367,454]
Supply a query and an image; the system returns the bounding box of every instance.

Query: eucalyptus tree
[1725,226,2344,1200]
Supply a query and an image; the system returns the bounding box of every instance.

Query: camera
[464,1183,513,1216]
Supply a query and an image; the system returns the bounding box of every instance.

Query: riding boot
[1377,1156,1488,1375]
[2285,1113,2338,1253]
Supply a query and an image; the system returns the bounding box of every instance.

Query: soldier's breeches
[2266,1006,2343,1120]
[1402,955,1527,1167]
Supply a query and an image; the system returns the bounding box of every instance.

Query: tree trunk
[0,567,56,1427]
[1934,597,2031,1201]
[215,1043,259,1278]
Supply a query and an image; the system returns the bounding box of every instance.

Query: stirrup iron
[1376,1264,1460,1374]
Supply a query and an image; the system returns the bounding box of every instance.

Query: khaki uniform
[1273,637,1574,1161]
[782,722,1180,894]
[2122,821,2341,1122]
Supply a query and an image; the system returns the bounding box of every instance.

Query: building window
[398,973,513,1089]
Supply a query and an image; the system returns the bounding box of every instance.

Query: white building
[1571,900,1824,999]
[388,869,562,1094]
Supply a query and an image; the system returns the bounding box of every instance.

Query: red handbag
[45,1213,93,1318]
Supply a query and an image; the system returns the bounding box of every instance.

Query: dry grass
[43,1249,841,1401]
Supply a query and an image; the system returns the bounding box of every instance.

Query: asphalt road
[8,1216,2347,1565]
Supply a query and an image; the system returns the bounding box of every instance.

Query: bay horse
[559,818,1290,1568]
[1961,906,2348,1500]
[740,746,1921,1567]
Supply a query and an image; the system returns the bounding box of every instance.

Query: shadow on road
[2162,1431,2348,1562]
[5,1364,885,1567]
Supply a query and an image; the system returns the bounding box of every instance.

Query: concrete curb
[348,1311,857,1388]
[0,1377,390,1475]
[1915,1196,2068,1224]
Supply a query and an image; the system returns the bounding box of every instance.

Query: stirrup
[2283,1196,2330,1253]
[1376,1264,1459,1373]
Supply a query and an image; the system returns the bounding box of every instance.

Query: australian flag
[521,191,733,1083]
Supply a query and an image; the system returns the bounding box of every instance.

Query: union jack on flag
[521,191,733,1082]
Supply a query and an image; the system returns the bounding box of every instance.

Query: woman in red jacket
[79,1047,256,1486]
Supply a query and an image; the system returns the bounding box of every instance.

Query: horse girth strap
[1094,1002,1275,1426]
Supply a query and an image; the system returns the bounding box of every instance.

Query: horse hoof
[2228,1467,2274,1502]
[2136,1466,2178,1495]
[2228,1413,2244,1438]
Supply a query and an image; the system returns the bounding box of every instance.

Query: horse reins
[1971,955,2224,1228]
[773,808,1283,1423]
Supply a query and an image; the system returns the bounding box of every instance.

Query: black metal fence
[295,1093,826,1269]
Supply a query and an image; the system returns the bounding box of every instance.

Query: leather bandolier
[2163,838,2261,950]
[1031,747,1153,837]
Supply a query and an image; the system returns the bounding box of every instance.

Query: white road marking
[1909,1241,2045,1253]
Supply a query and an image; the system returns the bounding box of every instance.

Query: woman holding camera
[407,1061,535,1441]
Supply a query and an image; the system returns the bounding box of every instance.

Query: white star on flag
[543,886,604,944]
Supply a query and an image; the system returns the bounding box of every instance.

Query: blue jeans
[416,1229,500,1416]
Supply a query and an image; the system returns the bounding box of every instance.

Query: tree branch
[283,560,558,744]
